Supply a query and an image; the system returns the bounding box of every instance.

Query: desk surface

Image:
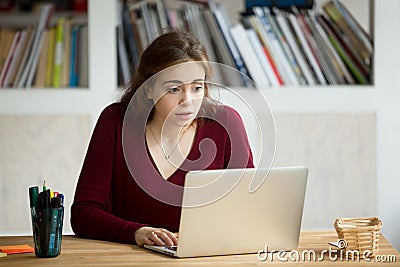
[0,231,399,266]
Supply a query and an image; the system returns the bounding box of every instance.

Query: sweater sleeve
[222,106,254,169]
[71,104,148,244]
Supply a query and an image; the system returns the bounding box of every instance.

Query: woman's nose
[179,87,192,105]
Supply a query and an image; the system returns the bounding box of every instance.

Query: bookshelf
[1,0,400,251]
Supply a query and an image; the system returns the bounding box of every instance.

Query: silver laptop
[145,166,308,258]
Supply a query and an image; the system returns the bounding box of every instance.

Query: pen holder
[30,207,64,258]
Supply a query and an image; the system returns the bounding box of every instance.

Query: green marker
[29,186,39,208]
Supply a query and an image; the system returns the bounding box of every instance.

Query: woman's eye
[168,87,179,93]
[193,86,204,92]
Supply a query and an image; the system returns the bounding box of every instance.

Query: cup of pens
[29,181,64,258]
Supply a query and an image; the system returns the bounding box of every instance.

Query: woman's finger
[154,231,175,246]
[143,237,155,246]
[161,229,178,245]
[148,231,166,246]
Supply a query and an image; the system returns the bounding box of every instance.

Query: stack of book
[0,4,88,89]
[235,0,372,86]
[117,0,373,88]
[117,0,247,86]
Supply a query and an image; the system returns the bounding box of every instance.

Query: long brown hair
[119,30,216,121]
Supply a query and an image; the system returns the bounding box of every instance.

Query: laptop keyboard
[165,246,177,251]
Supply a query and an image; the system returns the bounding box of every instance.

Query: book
[61,18,72,87]
[323,1,371,67]
[318,13,368,84]
[321,13,370,78]
[182,2,224,85]
[2,29,29,87]
[13,27,35,88]
[202,9,236,69]
[122,2,140,70]
[33,29,50,87]
[274,8,316,85]
[78,24,88,87]
[333,0,373,56]
[266,7,305,85]
[0,31,21,87]
[45,26,56,87]
[253,7,294,85]
[116,1,131,85]
[0,28,16,77]
[141,1,158,43]
[248,15,283,86]
[245,29,273,86]
[69,25,79,87]
[208,0,249,84]
[230,24,269,88]
[53,17,65,87]
[287,9,326,84]
[303,10,343,84]
[128,6,148,54]
[18,4,53,88]
[246,16,280,86]
[245,0,314,9]
[309,11,352,84]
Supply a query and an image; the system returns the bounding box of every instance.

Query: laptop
[144,166,308,258]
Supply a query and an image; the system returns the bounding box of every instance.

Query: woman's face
[148,62,206,128]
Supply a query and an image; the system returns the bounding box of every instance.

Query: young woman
[71,31,254,247]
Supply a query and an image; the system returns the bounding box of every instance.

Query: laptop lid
[175,166,308,258]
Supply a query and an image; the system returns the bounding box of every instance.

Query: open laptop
[144,166,308,258]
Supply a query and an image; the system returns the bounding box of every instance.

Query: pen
[44,189,50,209]
[51,197,61,208]
[43,180,46,192]
[58,194,64,207]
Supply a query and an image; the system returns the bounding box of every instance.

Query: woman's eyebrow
[162,78,205,85]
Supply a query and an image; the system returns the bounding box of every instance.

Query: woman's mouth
[175,112,194,120]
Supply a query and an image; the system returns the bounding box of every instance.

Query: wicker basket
[334,217,382,257]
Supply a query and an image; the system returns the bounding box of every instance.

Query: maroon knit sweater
[71,103,254,244]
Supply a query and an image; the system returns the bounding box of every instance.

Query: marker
[29,186,39,208]
[43,180,46,192]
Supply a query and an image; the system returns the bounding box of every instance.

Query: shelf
[216,86,377,113]
[0,89,114,115]
[0,85,377,114]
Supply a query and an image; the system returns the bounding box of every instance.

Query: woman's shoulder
[96,102,125,127]
[99,102,125,118]
[214,105,243,123]
[202,104,244,129]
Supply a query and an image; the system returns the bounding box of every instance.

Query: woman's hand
[134,226,179,247]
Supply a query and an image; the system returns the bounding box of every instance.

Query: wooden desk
[0,231,398,266]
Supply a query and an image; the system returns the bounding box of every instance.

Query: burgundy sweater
[71,103,254,244]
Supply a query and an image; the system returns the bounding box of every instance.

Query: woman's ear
[145,86,152,100]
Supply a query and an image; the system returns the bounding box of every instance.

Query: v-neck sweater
[71,103,254,244]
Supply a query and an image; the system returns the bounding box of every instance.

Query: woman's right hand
[134,226,179,247]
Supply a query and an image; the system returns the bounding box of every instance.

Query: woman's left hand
[134,226,178,247]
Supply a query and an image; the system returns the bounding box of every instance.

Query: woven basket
[334,217,382,257]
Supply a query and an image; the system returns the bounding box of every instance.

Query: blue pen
[58,194,64,207]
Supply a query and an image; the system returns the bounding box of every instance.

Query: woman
[71,31,254,247]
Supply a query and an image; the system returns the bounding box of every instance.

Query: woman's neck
[147,118,194,142]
